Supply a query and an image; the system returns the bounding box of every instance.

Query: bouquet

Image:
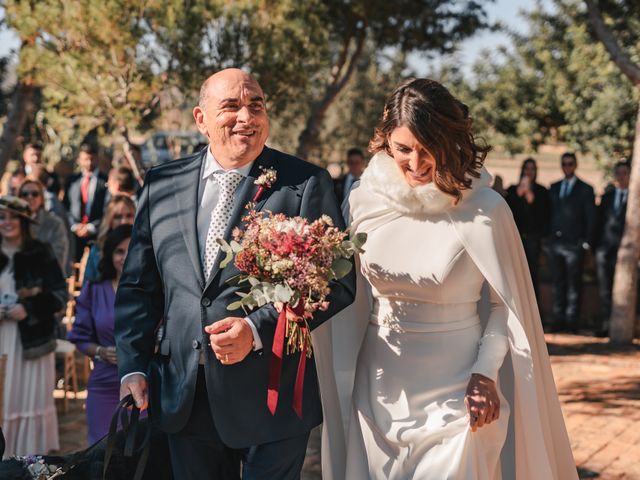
[218,209,366,417]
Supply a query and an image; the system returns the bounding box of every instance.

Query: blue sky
[0,0,553,72]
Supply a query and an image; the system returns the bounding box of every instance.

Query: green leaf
[230,240,243,253]
[228,300,244,310]
[217,238,234,269]
[331,257,353,279]
[275,283,293,303]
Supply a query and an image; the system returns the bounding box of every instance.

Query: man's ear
[193,106,208,137]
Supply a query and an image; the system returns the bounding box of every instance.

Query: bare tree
[585,0,640,342]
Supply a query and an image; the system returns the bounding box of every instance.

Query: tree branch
[584,0,640,85]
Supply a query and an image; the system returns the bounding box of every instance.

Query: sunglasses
[20,191,41,198]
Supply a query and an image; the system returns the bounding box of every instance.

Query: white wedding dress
[313,152,578,480]
[346,212,510,479]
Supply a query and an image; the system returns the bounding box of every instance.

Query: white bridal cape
[311,152,577,479]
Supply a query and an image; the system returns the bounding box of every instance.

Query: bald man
[114,69,355,479]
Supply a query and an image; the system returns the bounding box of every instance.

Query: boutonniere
[253,166,277,203]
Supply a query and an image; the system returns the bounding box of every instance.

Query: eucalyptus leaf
[228,300,244,310]
[331,257,353,279]
[230,240,243,253]
[217,238,234,269]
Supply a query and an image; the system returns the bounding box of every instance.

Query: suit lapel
[173,151,207,287]
[204,147,276,290]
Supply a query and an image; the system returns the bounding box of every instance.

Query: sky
[0,0,554,74]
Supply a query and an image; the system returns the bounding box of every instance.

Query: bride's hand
[465,373,500,432]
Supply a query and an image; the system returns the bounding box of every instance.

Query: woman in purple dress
[68,224,132,444]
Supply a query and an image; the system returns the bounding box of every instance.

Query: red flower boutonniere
[253,167,277,202]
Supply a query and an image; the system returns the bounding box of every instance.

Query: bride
[315,78,577,479]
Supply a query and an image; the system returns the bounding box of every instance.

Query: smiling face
[193,69,269,169]
[0,210,23,243]
[388,125,436,187]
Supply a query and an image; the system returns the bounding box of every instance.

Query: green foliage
[445,0,639,166]
[4,0,161,146]
[3,0,492,157]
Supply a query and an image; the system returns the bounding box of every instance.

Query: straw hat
[0,195,36,222]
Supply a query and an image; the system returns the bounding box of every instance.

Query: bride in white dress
[314,79,577,480]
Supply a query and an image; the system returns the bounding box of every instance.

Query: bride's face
[388,126,435,187]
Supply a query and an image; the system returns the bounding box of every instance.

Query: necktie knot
[215,170,243,197]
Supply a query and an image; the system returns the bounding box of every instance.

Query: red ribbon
[267,302,307,418]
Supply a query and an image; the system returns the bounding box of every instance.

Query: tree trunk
[296,30,366,161]
[609,104,640,342]
[0,81,35,175]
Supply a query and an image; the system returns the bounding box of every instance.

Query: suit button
[201,297,212,307]
[192,339,202,350]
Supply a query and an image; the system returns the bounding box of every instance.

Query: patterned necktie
[203,170,243,278]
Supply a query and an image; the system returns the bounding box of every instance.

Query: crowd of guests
[501,153,630,336]
[0,142,140,458]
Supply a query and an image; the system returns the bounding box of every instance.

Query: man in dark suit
[333,147,366,204]
[548,152,596,332]
[115,69,355,480]
[594,160,630,336]
[62,143,108,261]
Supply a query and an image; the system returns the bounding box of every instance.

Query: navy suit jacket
[549,177,596,246]
[595,189,627,252]
[114,146,356,448]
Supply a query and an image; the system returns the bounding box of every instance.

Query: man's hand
[6,303,28,322]
[120,373,148,411]
[75,224,90,238]
[465,373,500,432]
[100,346,118,365]
[205,317,254,365]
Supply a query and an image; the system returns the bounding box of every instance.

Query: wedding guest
[334,148,367,203]
[491,174,506,197]
[0,167,26,196]
[62,144,108,262]
[17,178,69,271]
[83,195,136,286]
[506,157,551,299]
[106,166,137,200]
[327,78,577,479]
[22,142,61,195]
[548,152,596,332]
[68,225,133,444]
[594,160,630,336]
[0,196,66,458]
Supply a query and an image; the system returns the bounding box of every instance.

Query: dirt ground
[54,333,640,479]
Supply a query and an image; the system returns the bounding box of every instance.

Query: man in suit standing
[594,160,630,336]
[334,147,366,204]
[62,143,108,261]
[115,69,355,479]
[548,152,596,332]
